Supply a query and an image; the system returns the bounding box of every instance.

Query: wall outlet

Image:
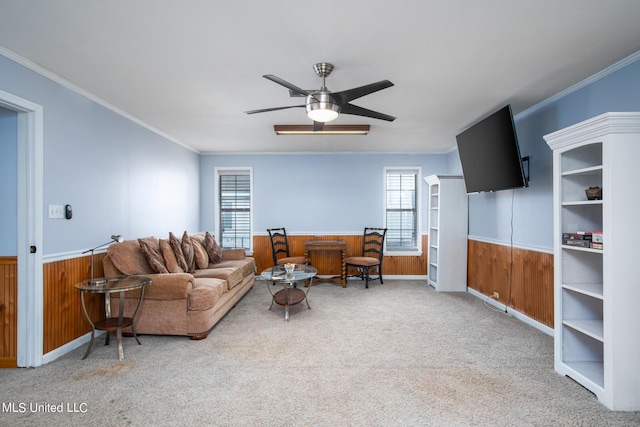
[492,291,499,299]
[48,204,64,219]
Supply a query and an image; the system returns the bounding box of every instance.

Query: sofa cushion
[203,232,222,264]
[107,238,156,275]
[213,258,256,279]
[221,248,246,261]
[159,239,183,273]
[193,267,244,290]
[181,231,196,273]
[169,232,189,273]
[188,278,226,311]
[191,238,209,269]
[139,239,169,274]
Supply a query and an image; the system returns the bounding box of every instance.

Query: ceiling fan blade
[313,121,324,131]
[263,75,311,97]
[244,105,305,115]
[331,80,394,106]
[340,103,397,122]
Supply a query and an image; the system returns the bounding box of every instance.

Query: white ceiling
[1,0,639,154]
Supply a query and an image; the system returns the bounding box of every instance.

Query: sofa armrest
[221,249,246,261]
[133,273,195,300]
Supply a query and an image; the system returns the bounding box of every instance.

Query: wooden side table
[75,275,151,360]
[304,240,347,287]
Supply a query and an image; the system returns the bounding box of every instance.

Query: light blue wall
[3,48,638,257]
[0,53,200,256]
[0,107,18,255]
[461,56,640,250]
[200,153,449,237]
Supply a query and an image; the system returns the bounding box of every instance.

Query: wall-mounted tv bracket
[521,156,530,187]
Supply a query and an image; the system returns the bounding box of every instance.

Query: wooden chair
[345,227,387,288]
[267,228,307,266]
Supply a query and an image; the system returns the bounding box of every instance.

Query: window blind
[385,170,418,252]
[218,173,251,250]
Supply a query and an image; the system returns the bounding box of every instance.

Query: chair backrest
[361,227,387,261]
[267,227,291,265]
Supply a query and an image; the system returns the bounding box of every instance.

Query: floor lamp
[82,234,123,285]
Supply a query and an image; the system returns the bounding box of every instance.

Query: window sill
[384,250,423,257]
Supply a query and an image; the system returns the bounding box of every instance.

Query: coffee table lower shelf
[273,288,306,307]
[95,317,134,331]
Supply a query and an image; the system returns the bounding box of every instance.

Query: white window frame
[383,166,422,255]
[214,167,253,253]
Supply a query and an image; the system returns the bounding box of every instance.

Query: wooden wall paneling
[520,249,554,326]
[253,234,428,277]
[0,257,17,368]
[467,240,553,328]
[43,254,105,354]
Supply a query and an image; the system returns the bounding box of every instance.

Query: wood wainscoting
[0,257,17,368]
[467,239,554,328]
[253,234,428,278]
[43,254,106,354]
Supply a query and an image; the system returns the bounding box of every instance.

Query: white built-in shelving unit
[424,175,468,292]
[544,112,640,411]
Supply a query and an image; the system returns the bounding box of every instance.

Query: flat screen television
[456,105,528,194]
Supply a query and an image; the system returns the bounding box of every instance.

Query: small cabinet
[544,112,640,411]
[424,175,468,291]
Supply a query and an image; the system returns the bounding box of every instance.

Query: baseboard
[42,331,105,365]
[467,288,554,337]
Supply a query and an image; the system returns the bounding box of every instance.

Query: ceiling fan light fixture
[307,106,339,122]
[306,92,340,122]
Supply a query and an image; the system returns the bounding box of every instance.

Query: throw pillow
[139,238,169,274]
[106,238,156,275]
[203,232,222,264]
[169,232,189,273]
[159,239,183,273]
[181,231,196,273]
[191,237,209,269]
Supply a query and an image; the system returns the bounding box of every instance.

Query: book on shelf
[590,242,603,250]
[562,232,592,240]
[563,239,591,248]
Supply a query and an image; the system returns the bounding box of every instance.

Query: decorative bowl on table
[284,263,294,278]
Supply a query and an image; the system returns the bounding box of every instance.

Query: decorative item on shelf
[591,230,603,250]
[82,234,124,285]
[585,186,602,200]
[284,263,294,279]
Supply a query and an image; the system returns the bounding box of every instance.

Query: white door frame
[0,89,44,367]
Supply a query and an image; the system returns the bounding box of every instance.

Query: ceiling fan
[245,62,396,131]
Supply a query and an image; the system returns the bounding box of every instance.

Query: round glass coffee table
[261,264,317,321]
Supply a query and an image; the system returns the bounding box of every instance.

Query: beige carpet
[1,279,639,426]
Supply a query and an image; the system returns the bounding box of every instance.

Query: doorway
[0,89,44,367]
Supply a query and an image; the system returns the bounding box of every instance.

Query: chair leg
[379,266,383,284]
[364,267,370,289]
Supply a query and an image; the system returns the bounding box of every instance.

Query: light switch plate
[48,204,64,219]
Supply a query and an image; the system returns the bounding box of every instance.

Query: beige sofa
[103,232,255,339]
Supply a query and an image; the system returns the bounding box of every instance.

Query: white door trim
[0,89,44,367]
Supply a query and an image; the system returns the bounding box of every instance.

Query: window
[384,167,421,253]
[215,168,252,251]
